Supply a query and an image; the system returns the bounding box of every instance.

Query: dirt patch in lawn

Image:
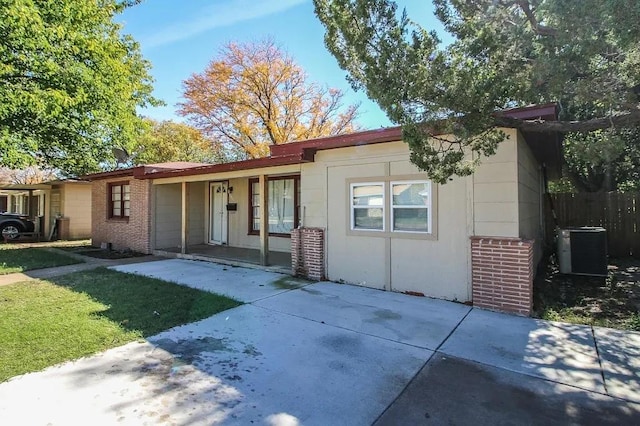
[533,255,640,331]
[60,245,147,259]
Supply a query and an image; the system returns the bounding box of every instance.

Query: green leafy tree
[561,127,640,192]
[131,119,225,165]
[0,0,158,177]
[314,0,640,183]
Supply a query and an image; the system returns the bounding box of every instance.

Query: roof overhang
[499,103,563,179]
[82,103,564,182]
[0,183,52,191]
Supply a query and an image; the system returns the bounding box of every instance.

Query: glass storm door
[209,182,228,244]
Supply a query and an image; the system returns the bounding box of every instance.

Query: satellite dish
[112,147,130,168]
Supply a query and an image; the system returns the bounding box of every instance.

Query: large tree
[178,39,360,159]
[131,119,225,165]
[560,126,640,192]
[0,0,157,177]
[314,0,640,183]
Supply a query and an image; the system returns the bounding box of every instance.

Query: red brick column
[471,237,534,316]
[291,228,325,280]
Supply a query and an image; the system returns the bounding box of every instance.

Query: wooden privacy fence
[545,192,639,258]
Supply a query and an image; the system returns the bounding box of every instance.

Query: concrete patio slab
[254,282,471,350]
[375,353,640,426]
[439,308,605,393]
[0,304,432,425]
[111,259,301,303]
[593,327,640,403]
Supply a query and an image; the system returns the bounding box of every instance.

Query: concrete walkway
[0,247,163,286]
[0,259,638,425]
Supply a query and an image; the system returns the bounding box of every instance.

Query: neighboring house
[0,180,92,239]
[86,104,561,316]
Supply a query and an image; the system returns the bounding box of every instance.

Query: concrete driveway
[0,259,638,425]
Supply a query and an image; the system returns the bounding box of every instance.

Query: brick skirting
[471,237,534,316]
[291,227,325,281]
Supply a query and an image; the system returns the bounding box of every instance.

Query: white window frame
[350,182,385,232]
[390,180,432,234]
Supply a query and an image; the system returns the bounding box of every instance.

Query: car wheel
[0,224,22,240]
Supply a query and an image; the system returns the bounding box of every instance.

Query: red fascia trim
[269,126,403,158]
[82,167,141,181]
[497,103,558,121]
[137,155,304,180]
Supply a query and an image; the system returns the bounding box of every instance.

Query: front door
[209,182,228,244]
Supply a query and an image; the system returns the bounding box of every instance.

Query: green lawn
[0,268,241,382]
[0,246,82,274]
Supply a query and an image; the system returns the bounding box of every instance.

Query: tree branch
[494,110,640,133]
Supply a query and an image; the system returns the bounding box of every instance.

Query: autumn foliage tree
[178,39,360,159]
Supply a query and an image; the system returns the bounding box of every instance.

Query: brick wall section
[291,227,325,280]
[471,236,534,316]
[91,177,152,254]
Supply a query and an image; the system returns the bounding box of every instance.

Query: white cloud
[142,0,308,49]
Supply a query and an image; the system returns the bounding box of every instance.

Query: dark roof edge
[136,155,304,180]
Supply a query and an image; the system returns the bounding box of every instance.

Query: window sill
[347,229,437,240]
[107,217,130,223]
[248,231,292,238]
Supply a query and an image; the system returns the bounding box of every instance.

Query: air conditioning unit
[557,227,608,276]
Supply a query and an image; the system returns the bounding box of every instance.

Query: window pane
[392,182,430,206]
[353,208,383,230]
[268,179,294,233]
[123,200,130,210]
[123,185,130,201]
[112,207,121,217]
[353,185,383,206]
[112,186,121,201]
[393,208,428,232]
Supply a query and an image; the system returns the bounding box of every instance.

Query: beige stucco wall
[154,183,181,249]
[516,131,543,266]
[301,141,472,302]
[188,182,206,245]
[152,178,291,253]
[472,128,519,237]
[153,182,206,249]
[59,183,92,239]
[226,177,292,253]
[152,165,301,254]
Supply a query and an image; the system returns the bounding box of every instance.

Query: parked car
[0,213,35,240]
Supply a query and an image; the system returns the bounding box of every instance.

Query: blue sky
[119,0,447,130]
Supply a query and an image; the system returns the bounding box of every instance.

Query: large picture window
[349,179,432,235]
[109,182,130,219]
[249,176,300,236]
